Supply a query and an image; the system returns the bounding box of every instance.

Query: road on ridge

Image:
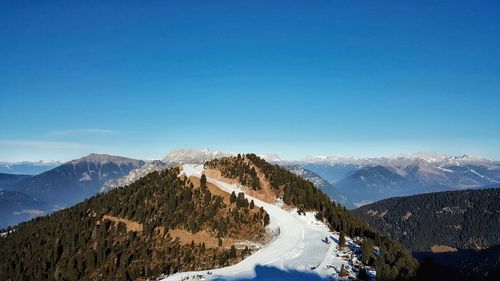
[162,164,330,281]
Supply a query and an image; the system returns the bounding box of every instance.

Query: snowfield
[161,164,374,281]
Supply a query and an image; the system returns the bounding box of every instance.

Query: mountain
[352,188,500,281]
[0,166,268,280]
[0,191,50,229]
[163,149,232,164]
[0,154,420,281]
[352,188,500,252]
[15,153,145,207]
[0,173,32,190]
[299,156,369,184]
[100,160,169,192]
[0,161,63,175]
[283,164,354,208]
[333,166,421,207]
[292,153,500,207]
[162,150,500,209]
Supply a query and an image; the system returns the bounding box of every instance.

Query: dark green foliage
[358,267,370,281]
[339,231,346,248]
[205,157,261,190]
[200,174,207,188]
[361,239,376,266]
[229,246,237,259]
[353,188,500,252]
[230,191,237,203]
[413,255,500,281]
[263,213,270,226]
[236,192,249,209]
[0,167,266,281]
[413,246,500,281]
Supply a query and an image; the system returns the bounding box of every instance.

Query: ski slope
[161,164,364,281]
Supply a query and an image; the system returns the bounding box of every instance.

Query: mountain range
[0,150,239,229]
[1,150,499,280]
[267,153,500,207]
[0,155,418,281]
[2,150,499,228]
[0,161,63,175]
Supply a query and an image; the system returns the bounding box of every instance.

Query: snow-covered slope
[161,164,374,281]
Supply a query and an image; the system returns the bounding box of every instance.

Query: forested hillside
[352,188,500,252]
[0,167,267,281]
[206,154,419,281]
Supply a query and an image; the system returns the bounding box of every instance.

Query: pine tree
[229,245,237,259]
[361,239,375,266]
[358,267,369,281]
[200,174,207,188]
[263,213,270,225]
[339,231,346,248]
[249,200,255,209]
[230,191,237,203]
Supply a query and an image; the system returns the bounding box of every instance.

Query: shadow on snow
[212,265,332,281]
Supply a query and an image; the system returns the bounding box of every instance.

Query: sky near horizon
[1,1,500,162]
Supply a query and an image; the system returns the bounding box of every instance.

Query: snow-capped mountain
[258,153,282,163]
[0,160,63,175]
[273,152,500,208]
[101,160,169,192]
[163,149,232,164]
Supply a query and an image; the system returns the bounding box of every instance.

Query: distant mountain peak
[69,153,143,165]
[410,151,447,163]
[258,153,282,162]
[300,152,495,166]
[301,155,369,166]
[163,149,232,164]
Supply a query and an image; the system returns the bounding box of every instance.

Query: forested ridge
[206,154,419,281]
[352,188,500,252]
[0,167,267,280]
[205,155,261,190]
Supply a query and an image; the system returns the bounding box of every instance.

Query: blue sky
[1,0,499,161]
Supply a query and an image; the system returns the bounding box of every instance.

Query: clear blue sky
[1,0,499,161]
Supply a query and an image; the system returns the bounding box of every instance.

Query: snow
[161,164,374,281]
[163,149,232,164]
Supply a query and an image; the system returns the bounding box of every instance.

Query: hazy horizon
[1,148,498,163]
